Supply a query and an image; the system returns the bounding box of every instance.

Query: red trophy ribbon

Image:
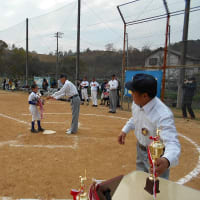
[38,98,44,119]
[70,170,88,200]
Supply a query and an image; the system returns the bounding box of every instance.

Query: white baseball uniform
[90,81,99,106]
[80,81,89,102]
[28,92,40,121]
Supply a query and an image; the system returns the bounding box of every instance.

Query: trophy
[70,170,88,200]
[144,128,165,195]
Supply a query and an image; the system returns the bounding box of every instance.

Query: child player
[28,84,44,133]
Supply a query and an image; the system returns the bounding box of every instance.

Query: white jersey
[52,80,78,99]
[122,97,181,167]
[28,92,40,121]
[80,81,89,89]
[28,92,39,109]
[90,81,99,91]
[108,80,118,90]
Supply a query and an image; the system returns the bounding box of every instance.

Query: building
[145,47,200,79]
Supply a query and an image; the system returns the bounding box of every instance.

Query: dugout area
[0,90,199,199]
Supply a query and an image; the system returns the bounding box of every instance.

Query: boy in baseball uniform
[90,77,99,107]
[80,77,89,105]
[28,84,44,133]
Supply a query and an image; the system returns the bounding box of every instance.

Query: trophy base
[144,177,160,195]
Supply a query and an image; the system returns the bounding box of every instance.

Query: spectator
[3,79,6,90]
[108,74,118,113]
[77,79,83,102]
[182,77,196,119]
[117,78,121,107]
[100,80,108,105]
[8,79,12,90]
[58,79,63,90]
[5,78,9,90]
[42,78,49,91]
[51,79,57,88]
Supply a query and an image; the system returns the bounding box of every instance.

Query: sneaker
[38,127,45,132]
[66,130,73,134]
[31,129,38,133]
[108,111,112,113]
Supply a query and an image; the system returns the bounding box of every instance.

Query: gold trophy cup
[79,170,88,200]
[144,128,165,195]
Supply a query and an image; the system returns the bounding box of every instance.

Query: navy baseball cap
[125,73,157,98]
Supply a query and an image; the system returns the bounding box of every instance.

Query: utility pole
[26,18,28,86]
[161,0,170,101]
[54,32,63,81]
[177,0,191,108]
[167,24,171,89]
[76,0,81,84]
[126,33,129,67]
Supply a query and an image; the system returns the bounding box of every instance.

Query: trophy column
[144,128,165,195]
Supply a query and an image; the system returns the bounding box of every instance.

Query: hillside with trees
[0,39,199,82]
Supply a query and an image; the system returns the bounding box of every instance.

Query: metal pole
[121,23,127,109]
[177,0,191,108]
[126,33,129,67]
[26,18,28,86]
[161,15,170,101]
[56,32,58,81]
[76,0,81,84]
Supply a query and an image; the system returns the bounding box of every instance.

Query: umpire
[48,74,80,134]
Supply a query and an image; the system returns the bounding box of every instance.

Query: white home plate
[43,130,56,134]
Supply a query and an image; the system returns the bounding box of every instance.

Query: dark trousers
[182,103,195,118]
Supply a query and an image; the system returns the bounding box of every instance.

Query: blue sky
[0,0,199,54]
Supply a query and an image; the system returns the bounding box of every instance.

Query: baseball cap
[125,73,157,98]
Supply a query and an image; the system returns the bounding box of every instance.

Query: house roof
[147,47,200,61]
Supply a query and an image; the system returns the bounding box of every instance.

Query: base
[144,177,160,195]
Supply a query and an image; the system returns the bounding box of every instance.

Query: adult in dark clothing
[117,78,121,107]
[51,79,57,88]
[100,80,108,105]
[77,79,83,102]
[182,77,196,119]
[42,78,49,91]
[3,79,6,90]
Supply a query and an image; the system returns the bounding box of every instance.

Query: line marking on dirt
[176,133,200,185]
[0,113,29,125]
[22,113,128,120]
[0,137,79,150]
[1,112,200,185]
[42,122,66,124]
[9,143,77,149]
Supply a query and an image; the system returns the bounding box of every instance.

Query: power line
[126,6,200,25]
[82,0,123,39]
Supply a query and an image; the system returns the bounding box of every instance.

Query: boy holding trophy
[118,74,181,180]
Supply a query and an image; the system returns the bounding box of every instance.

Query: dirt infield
[0,90,199,199]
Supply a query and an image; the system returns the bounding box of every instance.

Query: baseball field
[0,90,199,199]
